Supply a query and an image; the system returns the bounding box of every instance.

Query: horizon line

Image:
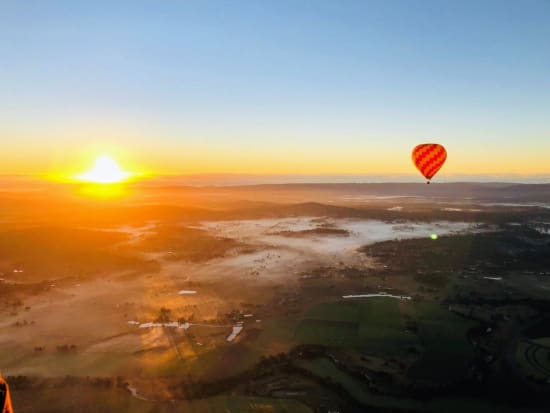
[1,172,549,187]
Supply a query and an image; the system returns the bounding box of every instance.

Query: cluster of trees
[4,376,35,391]
[12,320,34,327]
[60,376,129,389]
[56,344,77,353]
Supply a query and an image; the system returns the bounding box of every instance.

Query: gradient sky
[1,0,549,178]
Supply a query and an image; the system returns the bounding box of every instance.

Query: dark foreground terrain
[1,182,550,412]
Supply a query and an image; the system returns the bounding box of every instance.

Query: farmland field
[2,183,550,412]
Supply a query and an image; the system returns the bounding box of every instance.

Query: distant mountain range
[139,182,550,204]
[140,173,550,186]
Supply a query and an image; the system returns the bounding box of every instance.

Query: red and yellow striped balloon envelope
[411,143,447,182]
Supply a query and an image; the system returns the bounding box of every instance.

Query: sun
[76,155,130,184]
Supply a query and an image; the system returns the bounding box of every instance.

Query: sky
[1,0,549,179]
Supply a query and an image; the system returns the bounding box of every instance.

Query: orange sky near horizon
[1,139,548,180]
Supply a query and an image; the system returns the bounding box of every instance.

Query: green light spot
[430,233,438,240]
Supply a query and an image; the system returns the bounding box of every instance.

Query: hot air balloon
[412,143,447,184]
[0,376,14,413]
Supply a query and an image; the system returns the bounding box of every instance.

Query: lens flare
[76,155,130,184]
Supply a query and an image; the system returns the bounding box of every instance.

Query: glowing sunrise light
[77,155,130,184]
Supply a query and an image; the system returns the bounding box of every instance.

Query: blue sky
[1,0,549,176]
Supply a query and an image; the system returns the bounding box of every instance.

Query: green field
[294,298,416,353]
[516,339,550,381]
[407,302,476,382]
[293,298,475,383]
